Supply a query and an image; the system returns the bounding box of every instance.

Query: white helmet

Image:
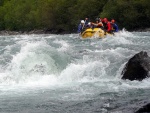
[81,20,85,24]
[88,22,91,25]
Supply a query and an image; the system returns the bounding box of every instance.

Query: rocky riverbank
[132,28,150,32]
[0,29,72,35]
[0,28,150,36]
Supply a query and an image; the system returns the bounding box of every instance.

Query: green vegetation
[101,0,150,30]
[0,0,150,33]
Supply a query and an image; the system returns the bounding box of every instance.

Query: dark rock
[135,103,150,113]
[0,30,21,35]
[45,28,71,34]
[121,51,150,81]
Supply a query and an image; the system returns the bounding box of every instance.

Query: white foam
[115,28,134,37]
[103,35,132,45]
[53,39,70,52]
[58,57,110,84]
[0,39,70,85]
[0,33,150,95]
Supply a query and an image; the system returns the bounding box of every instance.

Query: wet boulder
[135,103,150,113]
[121,51,150,81]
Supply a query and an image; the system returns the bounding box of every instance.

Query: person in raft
[77,20,85,33]
[111,19,119,32]
[84,17,89,27]
[91,18,103,28]
[102,18,112,33]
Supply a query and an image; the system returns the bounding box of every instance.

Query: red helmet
[103,18,108,23]
[111,19,115,23]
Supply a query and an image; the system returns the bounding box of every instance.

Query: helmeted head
[96,18,99,21]
[85,18,88,20]
[99,18,101,22]
[81,20,85,24]
[103,18,108,23]
[88,22,91,26]
[111,19,115,23]
[95,18,99,23]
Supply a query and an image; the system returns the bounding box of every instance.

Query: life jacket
[111,23,114,30]
[107,22,112,32]
[103,21,111,32]
[111,22,118,32]
[77,24,83,33]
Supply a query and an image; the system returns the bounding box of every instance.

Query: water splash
[0,40,70,85]
[0,31,150,92]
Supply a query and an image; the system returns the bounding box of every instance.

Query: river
[0,30,150,113]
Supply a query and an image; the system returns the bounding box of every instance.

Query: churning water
[0,30,150,113]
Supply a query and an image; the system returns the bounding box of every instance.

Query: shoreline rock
[0,27,150,35]
[132,28,150,32]
[0,29,72,35]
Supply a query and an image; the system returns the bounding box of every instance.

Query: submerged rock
[121,51,150,81]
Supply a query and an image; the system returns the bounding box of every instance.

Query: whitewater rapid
[0,30,150,113]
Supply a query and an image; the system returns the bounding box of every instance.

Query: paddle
[82,20,86,30]
[82,18,88,30]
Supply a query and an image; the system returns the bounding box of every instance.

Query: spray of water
[0,30,150,93]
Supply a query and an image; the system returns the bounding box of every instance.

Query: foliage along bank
[0,0,150,33]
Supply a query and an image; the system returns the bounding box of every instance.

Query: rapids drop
[0,31,150,113]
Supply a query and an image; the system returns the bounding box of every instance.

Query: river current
[0,30,150,113]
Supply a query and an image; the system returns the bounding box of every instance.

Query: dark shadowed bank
[0,29,72,35]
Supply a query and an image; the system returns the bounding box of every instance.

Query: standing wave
[0,40,70,85]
